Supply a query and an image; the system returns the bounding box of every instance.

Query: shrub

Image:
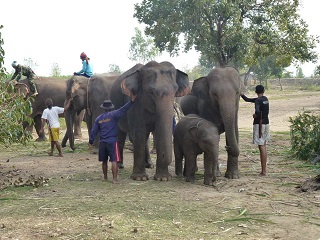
[289,111,320,162]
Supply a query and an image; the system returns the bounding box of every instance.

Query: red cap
[80,52,87,59]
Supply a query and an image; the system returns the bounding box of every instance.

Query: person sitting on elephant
[89,97,136,184]
[241,85,270,176]
[40,97,73,157]
[11,61,38,96]
[73,52,93,78]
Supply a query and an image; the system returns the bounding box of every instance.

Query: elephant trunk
[220,104,239,157]
[65,108,76,151]
[154,96,175,171]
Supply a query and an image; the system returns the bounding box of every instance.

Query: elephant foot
[215,170,222,177]
[35,137,46,142]
[204,176,216,186]
[145,159,154,169]
[154,173,172,181]
[74,135,82,140]
[131,173,149,181]
[185,175,195,183]
[118,163,124,169]
[224,170,240,179]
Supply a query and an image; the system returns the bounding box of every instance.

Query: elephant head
[115,61,190,181]
[184,67,246,179]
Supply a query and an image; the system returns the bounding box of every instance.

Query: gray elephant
[13,77,84,143]
[174,114,220,185]
[110,61,190,181]
[64,73,119,150]
[180,67,246,179]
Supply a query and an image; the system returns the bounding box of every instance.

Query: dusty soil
[1,89,320,239]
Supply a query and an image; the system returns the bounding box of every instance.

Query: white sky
[0,0,319,77]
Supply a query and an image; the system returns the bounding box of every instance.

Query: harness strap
[86,77,92,116]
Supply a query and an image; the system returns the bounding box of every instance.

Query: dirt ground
[1,89,320,239]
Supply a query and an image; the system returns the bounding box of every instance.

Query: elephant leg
[131,130,149,181]
[185,154,197,183]
[145,133,154,168]
[225,138,240,179]
[34,115,46,141]
[174,141,184,176]
[117,130,127,169]
[74,110,85,139]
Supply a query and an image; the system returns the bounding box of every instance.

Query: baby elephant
[174,114,220,185]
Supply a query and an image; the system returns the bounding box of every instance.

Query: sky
[0,0,319,77]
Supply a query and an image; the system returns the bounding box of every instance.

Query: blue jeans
[74,72,91,78]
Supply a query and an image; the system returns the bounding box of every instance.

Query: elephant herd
[16,61,246,185]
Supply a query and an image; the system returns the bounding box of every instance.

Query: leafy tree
[129,27,160,63]
[295,66,305,78]
[313,65,320,77]
[0,25,33,146]
[134,0,319,68]
[23,57,38,71]
[108,64,122,74]
[50,62,61,77]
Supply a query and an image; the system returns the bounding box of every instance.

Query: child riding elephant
[174,114,220,185]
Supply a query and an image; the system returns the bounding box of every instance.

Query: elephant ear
[121,71,140,97]
[191,77,210,100]
[71,80,80,94]
[175,70,191,97]
[188,126,199,144]
[240,78,248,95]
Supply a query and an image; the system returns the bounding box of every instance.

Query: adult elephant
[13,77,84,143]
[64,73,119,151]
[180,67,246,179]
[110,61,190,181]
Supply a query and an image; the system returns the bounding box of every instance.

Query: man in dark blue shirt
[89,96,136,183]
[241,85,270,176]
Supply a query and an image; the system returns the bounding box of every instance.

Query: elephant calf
[174,114,220,185]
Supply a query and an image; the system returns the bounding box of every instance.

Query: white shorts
[253,124,270,145]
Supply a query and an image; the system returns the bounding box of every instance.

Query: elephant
[180,67,246,179]
[174,114,220,185]
[110,61,190,181]
[64,73,120,151]
[13,77,84,143]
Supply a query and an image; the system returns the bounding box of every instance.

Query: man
[73,52,93,78]
[241,85,270,176]
[89,97,136,184]
[11,61,38,96]
[39,98,72,157]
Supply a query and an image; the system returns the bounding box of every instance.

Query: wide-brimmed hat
[100,100,114,110]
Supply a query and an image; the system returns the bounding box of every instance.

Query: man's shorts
[98,142,121,162]
[49,128,60,142]
[253,124,270,145]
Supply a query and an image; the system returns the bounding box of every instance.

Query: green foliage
[0,25,33,146]
[289,111,320,161]
[129,27,160,63]
[108,64,122,74]
[134,0,319,68]
[295,66,305,78]
[184,65,211,81]
[50,62,61,77]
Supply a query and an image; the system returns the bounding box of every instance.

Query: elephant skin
[110,61,190,181]
[180,67,247,179]
[65,73,119,151]
[13,77,84,143]
[174,114,220,185]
